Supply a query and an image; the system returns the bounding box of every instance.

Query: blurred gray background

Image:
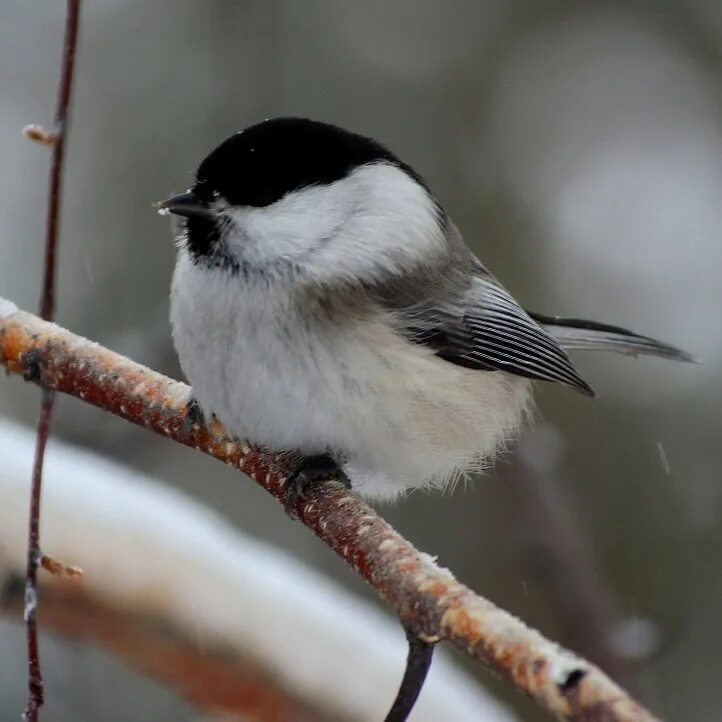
[1,1,720,720]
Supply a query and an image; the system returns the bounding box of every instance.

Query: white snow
[0,297,18,319]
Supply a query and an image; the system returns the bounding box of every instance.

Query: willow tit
[161,117,693,505]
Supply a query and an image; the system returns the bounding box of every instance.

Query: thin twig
[38,554,83,578]
[39,0,81,322]
[0,302,662,722]
[24,3,81,720]
[22,125,58,148]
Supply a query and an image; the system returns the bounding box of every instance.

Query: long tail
[528,312,698,363]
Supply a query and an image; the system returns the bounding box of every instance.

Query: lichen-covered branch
[0,298,661,722]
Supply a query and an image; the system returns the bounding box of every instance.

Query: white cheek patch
[219,163,444,281]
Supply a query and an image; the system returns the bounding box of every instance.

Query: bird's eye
[193,183,216,206]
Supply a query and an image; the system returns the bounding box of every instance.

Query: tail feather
[528,312,698,363]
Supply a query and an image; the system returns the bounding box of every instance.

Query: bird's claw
[284,454,351,517]
[21,349,44,384]
[182,396,206,436]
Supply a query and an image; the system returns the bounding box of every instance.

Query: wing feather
[398,275,595,396]
[371,219,594,394]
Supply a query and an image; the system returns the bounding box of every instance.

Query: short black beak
[157,190,215,219]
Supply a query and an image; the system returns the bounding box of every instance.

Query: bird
[159,116,694,722]
[160,116,693,506]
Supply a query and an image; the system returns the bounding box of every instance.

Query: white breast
[170,250,532,500]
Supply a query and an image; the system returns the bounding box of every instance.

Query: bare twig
[24,3,81,720]
[38,554,83,579]
[22,125,58,148]
[24,394,52,721]
[37,0,81,323]
[0,301,662,722]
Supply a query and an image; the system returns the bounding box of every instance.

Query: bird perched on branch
[160,117,693,722]
[161,117,693,506]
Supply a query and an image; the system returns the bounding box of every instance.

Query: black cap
[193,117,422,208]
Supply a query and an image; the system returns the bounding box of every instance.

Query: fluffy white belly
[171,253,532,500]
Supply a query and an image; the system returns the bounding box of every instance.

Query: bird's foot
[284,453,351,517]
[181,396,207,435]
[21,349,44,384]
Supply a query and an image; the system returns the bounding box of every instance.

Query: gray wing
[375,220,692,390]
[398,273,596,396]
[371,219,594,394]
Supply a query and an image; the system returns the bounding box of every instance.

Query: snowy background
[1,1,720,720]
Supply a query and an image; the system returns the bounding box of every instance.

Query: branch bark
[0,298,662,722]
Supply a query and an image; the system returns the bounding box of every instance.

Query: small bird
[160,117,693,722]
[161,117,693,505]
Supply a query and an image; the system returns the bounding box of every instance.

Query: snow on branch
[0,298,661,722]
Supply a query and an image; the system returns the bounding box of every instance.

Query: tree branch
[0,298,661,722]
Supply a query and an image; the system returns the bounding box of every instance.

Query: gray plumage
[164,118,693,500]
